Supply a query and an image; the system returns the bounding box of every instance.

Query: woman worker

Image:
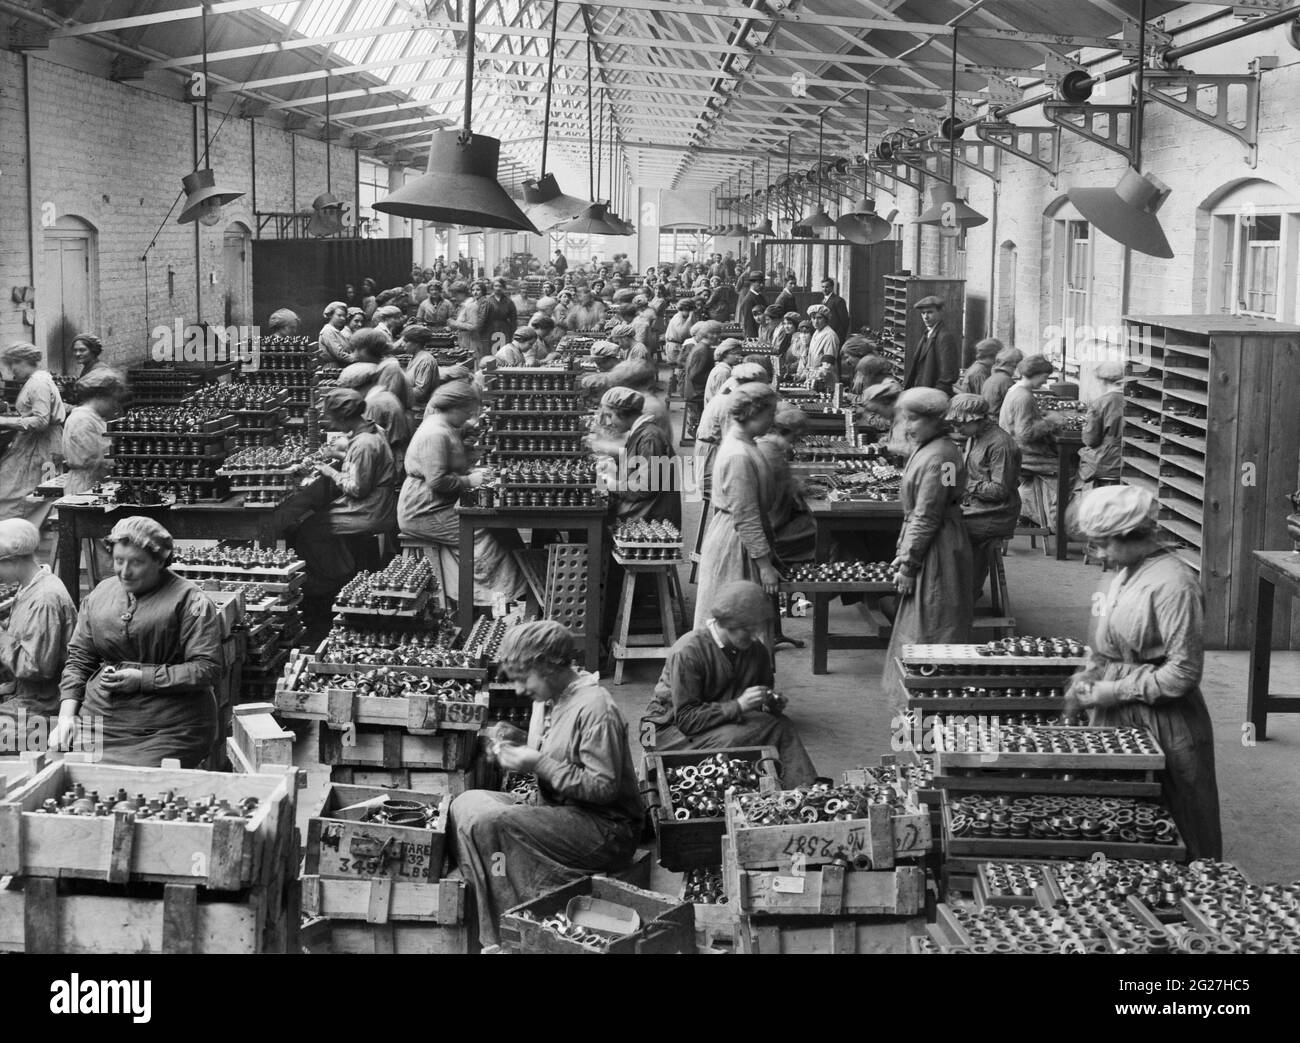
[291,389,396,616]
[451,621,642,947]
[1066,485,1221,858]
[642,579,817,786]
[947,393,1021,601]
[757,406,815,650]
[999,353,1060,529]
[70,333,105,380]
[398,381,524,608]
[51,517,223,767]
[0,343,67,523]
[884,388,973,700]
[592,387,681,526]
[0,519,77,718]
[318,301,353,366]
[693,362,769,504]
[1079,359,1125,486]
[62,368,124,495]
[694,383,781,629]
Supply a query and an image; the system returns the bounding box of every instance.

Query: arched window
[1202,178,1298,321]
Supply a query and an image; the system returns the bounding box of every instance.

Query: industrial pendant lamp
[524,2,594,230]
[749,154,775,237]
[837,90,892,245]
[1059,0,1172,258]
[179,3,243,225]
[374,0,536,231]
[559,57,624,236]
[723,176,748,238]
[307,73,348,236]
[799,114,836,230]
[602,108,633,237]
[914,27,986,237]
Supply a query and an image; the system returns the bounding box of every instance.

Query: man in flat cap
[736,271,768,339]
[1079,359,1125,486]
[903,294,960,396]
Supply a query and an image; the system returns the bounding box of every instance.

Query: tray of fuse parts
[933,724,1165,773]
[725,780,932,872]
[778,560,896,594]
[612,520,683,564]
[308,634,485,679]
[276,657,488,733]
[897,637,1088,688]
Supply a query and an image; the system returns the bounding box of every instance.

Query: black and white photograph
[0,0,1297,1004]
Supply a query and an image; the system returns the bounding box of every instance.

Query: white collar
[706,619,728,649]
[17,565,49,595]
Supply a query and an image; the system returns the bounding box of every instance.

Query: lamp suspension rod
[540,0,559,175]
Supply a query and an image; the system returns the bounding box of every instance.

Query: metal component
[1140,69,1260,167]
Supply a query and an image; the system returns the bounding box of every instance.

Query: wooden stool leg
[667,567,688,633]
[689,499,711,584]
[611,570,638,685]
[655,569,679,646]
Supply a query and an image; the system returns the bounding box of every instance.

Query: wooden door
[223,227,251,327]
[42,234,92,372]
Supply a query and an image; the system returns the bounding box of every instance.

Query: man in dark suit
[903,295,960,396]
[820,277,851,344]
[735,272,767,338]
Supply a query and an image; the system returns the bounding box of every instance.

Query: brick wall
[0,51,362,373]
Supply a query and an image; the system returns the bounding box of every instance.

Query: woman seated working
[642,580,818,788]
[451,621,643,947]
[52,517,223,767]
[0,520,77,719]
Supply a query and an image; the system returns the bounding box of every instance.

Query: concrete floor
[616,405,1300,888]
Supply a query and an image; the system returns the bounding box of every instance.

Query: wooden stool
[397,536,452,606]
[973,542,1016,638]
[688,497,712,584]
[609,561,688,684]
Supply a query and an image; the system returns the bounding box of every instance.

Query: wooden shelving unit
[880,275,965,380]
[1122,315,1300,649]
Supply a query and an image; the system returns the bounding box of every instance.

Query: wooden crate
[0,761,297,891]
[0,877,295,954]
[735,912,925,954]
[300,873,465,925]
[226,702,296,776]
[721,836,924,917]
[934,726,1165,774]
[643,746,780,872]
[316,722,476,771]
[725,798,932,871]
[301,916,472,954]
[498,876,696,954]
[275,681,488,734]
[329,765,483,794]
[304,782,451,884]
[691,901,738,950]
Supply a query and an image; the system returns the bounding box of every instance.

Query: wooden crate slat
[299,874,465,924]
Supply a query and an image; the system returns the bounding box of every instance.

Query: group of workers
[0,254,1221,949]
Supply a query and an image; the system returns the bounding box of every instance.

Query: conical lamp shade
[835,212,892,245]
[178,168,244,224]
[524,175,595,231]
[747,218,775,237]
[373,130,537,232]
[724,222,749,238]
[558,201,627,235]
[914,182,987,231]
[1065,168,1174,259]
[799,205,836,229]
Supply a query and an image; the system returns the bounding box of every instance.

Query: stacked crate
[720,775,933,954]
[0,756,298,953]
[243,335,317,439]
[107,407,238,504]
[497,876,696,954]
[124,362,237,406]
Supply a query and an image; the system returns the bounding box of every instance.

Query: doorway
[995,241,1017,342]
[223,222,252,327]
[41,216,98,373]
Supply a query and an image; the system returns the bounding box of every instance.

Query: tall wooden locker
[847,240,903,333]
[1121,315,1300,649]
[880,275,965,380]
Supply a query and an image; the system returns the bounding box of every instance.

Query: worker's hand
[737,687,770,714]
[467,468,487,489]
[757,561,781,595]
[890,557,915,596]
[496,743,541,773]
[49,714,80,752]
[313,463,335,477]
[100,667,143,694]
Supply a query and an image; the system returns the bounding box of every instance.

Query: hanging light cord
[324,72,331,193]
[816,113,824,211]
[948,26,958,183]
[863,89,871,198]
[540,0,559,177]
[586,34,594,199]
[1134,0,1147,171]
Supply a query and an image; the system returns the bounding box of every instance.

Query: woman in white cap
[1079,359,1125,485]
[807,305,841,387]
[1067,485,1221,858]
[694,383,781,629]
[0,343,66,523]
[593,386,680,526]
[52,516,223,766]
[999,353,1061,528]
[884,387,973,690]
[947,393,1021,601]
[318,301,353,366]
[694,362,770,503]
[62,368,124,496]
[703,339,745,405]
[0,519,77,718]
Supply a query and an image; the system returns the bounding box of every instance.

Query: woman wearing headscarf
[757,407,815,650]
[947,393,1021,601]
[318,301,353,366]
[398,381,524,608]
[266,310,301,337]
[999,353,1060,529]
[450,279,493,360]
[705,275,737,323]
[1079,359,1125,486]
[451,621,642,947]
[592,387,681,526]
[694,383,781,630]
[981,345,1023,416]
[0,343,66,523]
[704,339,745,405]
[62,368,124,495]
[484,278,519,351]
[1066,486,1222,858]
[346,307,366,334]
[681,320,722,443]
[291,388,396,612]
[336,361,410,481]
[643,579,817,786]
[807,305,841,391]
[694,361,769,503]
[51,517,222,767]
[785,320,814,384]
[402,325,440,418]
[70,333,105,380]
[0,519,77,718]
[884,388,973,701]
